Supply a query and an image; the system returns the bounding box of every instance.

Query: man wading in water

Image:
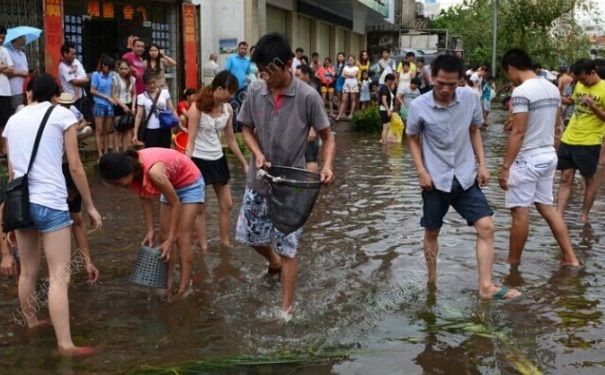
[235,33,335,319]
[406,54,521,301]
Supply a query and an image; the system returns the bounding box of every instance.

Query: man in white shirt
[469,66,487,96]
[0,26,14,157]
[291,47,304,74]
[58,42,89,111]
[5,35,28,110]
[498,48,579,268]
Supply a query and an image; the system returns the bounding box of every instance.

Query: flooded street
[1,107,604,374]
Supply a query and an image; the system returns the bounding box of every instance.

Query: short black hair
[311,52,319,58]
[595,58,605,79]
[406,51,415,58]
[416,57,425,63]
[296,64,313,77]
[431,54,464,78]
[572,59,596,75]
[99,55,116,71]
[133,38,145,46]
[382,48,390,54]
[410,77,422,86]
[533,63,543,71]
[384,73,396,82]
[0,26,6,35]
[143,70,158,84]
[238,41,248,48]
[251,33,293,69]
[31,74,61,103]
[501,48,533,71]
[295,47,304,53]
[60,42,76,55]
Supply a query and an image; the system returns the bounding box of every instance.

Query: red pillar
[182,3,199,89]
[43,0,64,77]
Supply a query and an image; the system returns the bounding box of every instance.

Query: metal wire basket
[130,245,168,288]
[258,166,322,235]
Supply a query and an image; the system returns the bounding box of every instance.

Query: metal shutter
[296,15,311,55]
[335,27,345,57]
[266,6,287,36]
[351,33,361,59]
[317,22,330,62]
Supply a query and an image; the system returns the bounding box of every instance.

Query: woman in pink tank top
[99,148,204,297]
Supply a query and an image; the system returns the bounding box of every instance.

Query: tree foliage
[431,0,595,72]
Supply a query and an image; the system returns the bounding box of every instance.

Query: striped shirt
[511,78,560,151]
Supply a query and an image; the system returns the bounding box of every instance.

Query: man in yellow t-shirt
[397,51,417,76]
[557,59,605,223]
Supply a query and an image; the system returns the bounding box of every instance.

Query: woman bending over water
[99,148,203,297]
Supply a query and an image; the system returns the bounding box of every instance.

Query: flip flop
[490,286,520,301]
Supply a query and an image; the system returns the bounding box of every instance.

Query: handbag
[2,105,56,232]
[137,91,161,142]
[158,110,179,129]
[115,113,134,132]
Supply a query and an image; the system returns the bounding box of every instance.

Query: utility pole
[491,0,498,77]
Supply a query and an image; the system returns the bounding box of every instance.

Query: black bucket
[260,166,322,235]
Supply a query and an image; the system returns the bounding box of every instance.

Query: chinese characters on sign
[44,0,64,77]
[102,2,114,19]
[87,1,100,17]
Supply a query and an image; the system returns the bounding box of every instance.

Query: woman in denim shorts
[91,56,116,161]
[99,148,204,298]
[2,74,103,356]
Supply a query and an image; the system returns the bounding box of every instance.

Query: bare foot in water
[579,212,590,224]
[58,345,97,357]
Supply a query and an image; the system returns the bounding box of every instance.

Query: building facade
[199,0,394,78]
[0,0,200,98]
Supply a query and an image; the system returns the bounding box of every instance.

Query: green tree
[432,0,595,71]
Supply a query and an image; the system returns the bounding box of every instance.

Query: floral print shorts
[235,187,302,258]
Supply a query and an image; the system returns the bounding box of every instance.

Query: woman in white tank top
[185,71,248,251]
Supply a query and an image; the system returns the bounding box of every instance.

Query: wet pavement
[0,106,604,374]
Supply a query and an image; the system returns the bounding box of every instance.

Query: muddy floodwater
[1,107,604,374]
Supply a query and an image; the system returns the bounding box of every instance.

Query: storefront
[63,1,182,95]
[38,0,200,97]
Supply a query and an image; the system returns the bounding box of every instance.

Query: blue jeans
[93,102,114,117]
[160,177,205,205]
[23,203,73,234]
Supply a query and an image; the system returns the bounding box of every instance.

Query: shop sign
[357,0,389,18]
[123,4,134,20]
[87,0,101,17]
[44,0,63,77]
[102,2,114,19]
[182,3,198,89]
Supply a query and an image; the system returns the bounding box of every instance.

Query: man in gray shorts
[235,33,335,318]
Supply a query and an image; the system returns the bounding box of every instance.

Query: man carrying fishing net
[235,33,336,319]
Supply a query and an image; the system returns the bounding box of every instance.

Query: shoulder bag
[2,105,56,232]
[137,91,161,142]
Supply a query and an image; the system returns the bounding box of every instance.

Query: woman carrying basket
[99,148,203,297]
[185,71,248,252]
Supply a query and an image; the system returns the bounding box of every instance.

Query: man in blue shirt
[225,41,251,91]
[406,54,521,301]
